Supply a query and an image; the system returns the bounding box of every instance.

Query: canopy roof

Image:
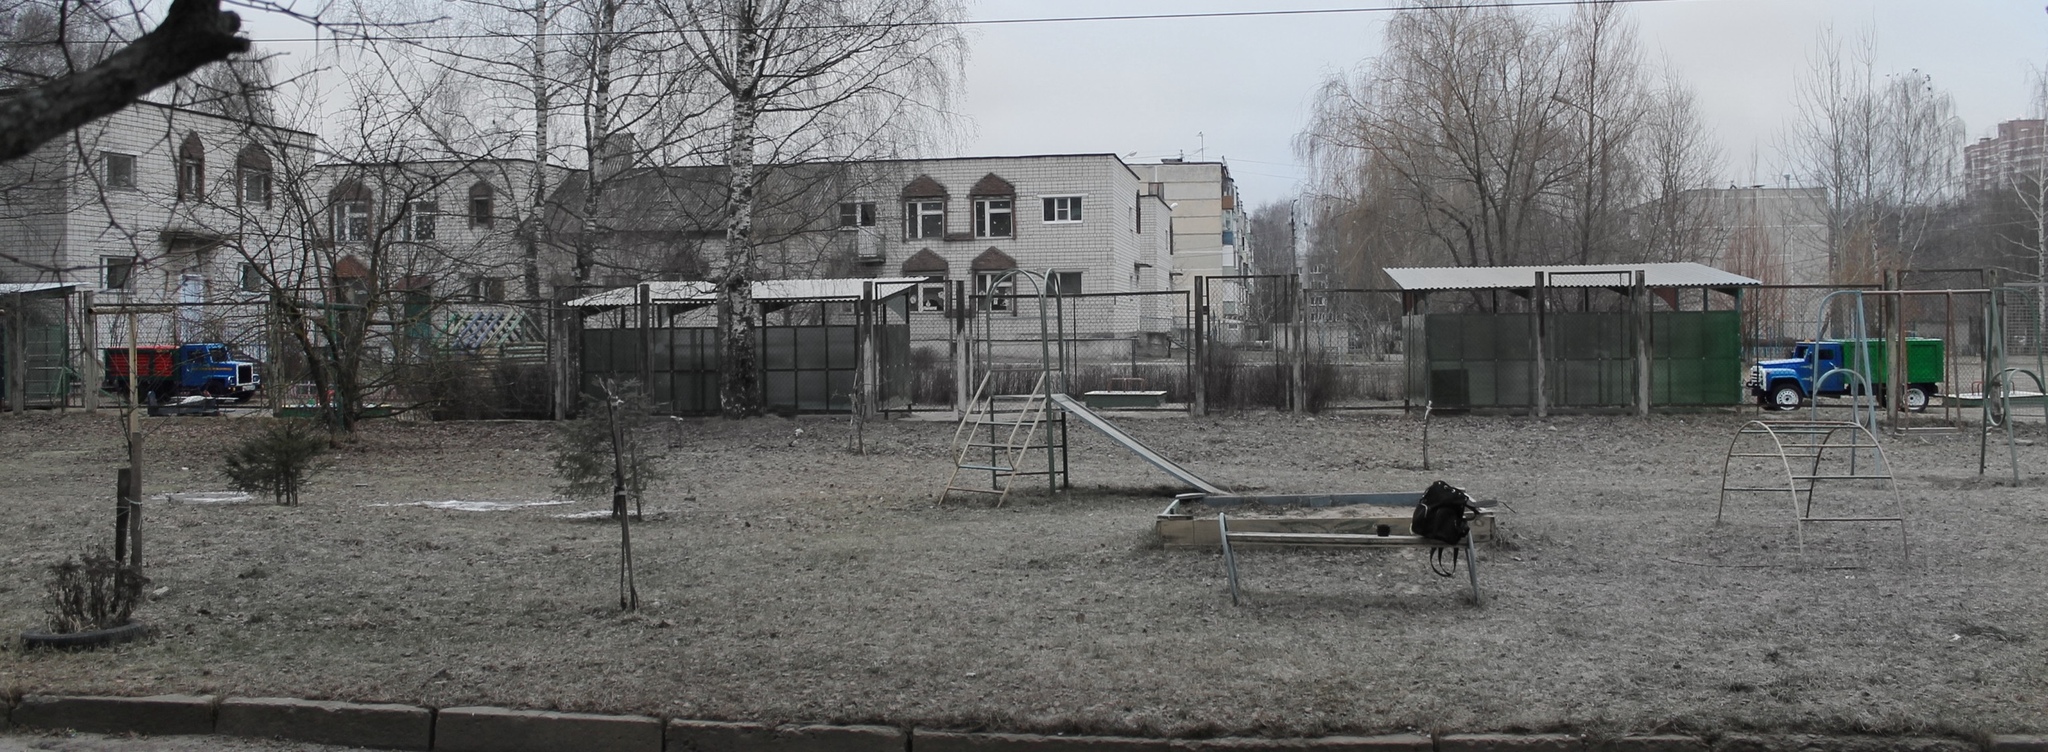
[1385,263,1759,292]
[567,277,927,309]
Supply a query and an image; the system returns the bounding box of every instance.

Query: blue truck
[1745,337,1943,412]
[102,343,262,402]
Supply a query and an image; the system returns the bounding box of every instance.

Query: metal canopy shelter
[1385,263,1761,415]
[1387,262,1759,314]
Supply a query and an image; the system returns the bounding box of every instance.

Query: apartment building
[1965,119,2047,196]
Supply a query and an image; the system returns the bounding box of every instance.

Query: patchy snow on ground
[158,491,256,504]
[369,499,580,512]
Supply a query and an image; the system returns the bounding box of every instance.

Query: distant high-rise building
[1965,119,2047,195]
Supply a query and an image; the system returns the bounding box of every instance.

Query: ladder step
[945,487,1006,494]
[958,463,1017,472]
[964,442,1050,450]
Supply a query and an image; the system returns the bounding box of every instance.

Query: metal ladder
[941,370,1057,506]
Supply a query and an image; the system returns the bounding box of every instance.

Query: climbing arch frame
[1718,420,1909,564]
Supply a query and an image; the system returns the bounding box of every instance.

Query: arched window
[176,133,205,201]
[236,144,272,209]
[330,180,374,243]
[468,182,495,228]
[970,173,1014,239]
[901,175,946,240]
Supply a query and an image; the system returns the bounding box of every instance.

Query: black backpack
[1412,480,1477,576]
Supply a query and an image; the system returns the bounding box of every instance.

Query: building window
[839,202,876,228]
[1048,271,1081,296]
[918,280,946,312]
[334,201,371,242]
[975,271,1014,312]
[236,145,272,209]
[469,182,494,228]
[103,153,135,189]
[905,199,944,239]
[331,181,373,242]
[469,275,506,302]
[403,201,439,241]
[973,197,1012,239]
[239,263,264,293]
[176,134,204,201]
[101,256,135,290]
[1043,196,1082,223]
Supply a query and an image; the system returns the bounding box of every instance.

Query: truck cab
[103,343,261,402]
[1745,338,1941,412]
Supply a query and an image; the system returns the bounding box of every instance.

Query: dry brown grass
[0,407,2043,741]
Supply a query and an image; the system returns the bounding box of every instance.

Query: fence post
[1635,270,1650,418]
[1290,275,1305,413]
[1193,276,1207,417]
[952,279,969,420]
[82,290,98,413]
[1532,272,1547,419]
[7,291,22,414]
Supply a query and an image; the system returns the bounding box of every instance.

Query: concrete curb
[9,693,217,736]
[913,730,1175,751]
[1174,734,1435,750]
[215,696,433,751]
[1594,735,1710,752]
[1989,737,2048,752]
[0,692,2037,752]
[667,719,906,751]
[434,705,663,752]
[1440,733,1585,752]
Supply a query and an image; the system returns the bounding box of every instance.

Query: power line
[234,0,1701,45]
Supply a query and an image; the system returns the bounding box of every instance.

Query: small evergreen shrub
[222,419,328,506]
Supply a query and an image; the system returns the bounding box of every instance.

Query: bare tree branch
[0,0,251,162]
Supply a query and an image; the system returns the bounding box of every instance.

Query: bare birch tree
[661,0,963,417]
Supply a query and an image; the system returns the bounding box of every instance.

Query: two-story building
[0,100,317,351]
[553,152,1177,340]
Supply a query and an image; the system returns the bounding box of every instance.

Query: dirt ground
[0,405,2043,742]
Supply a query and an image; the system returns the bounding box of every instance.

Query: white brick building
[309,158,572,304]
[0,101,317,352]
[557,153,1178,340]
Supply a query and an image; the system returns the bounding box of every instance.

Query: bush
[553,381,662,517]
[43,546,148,633]
[222,420,328,506]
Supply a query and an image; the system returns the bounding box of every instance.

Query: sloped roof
[970,173,1013,195]
[0,283,75,296]
[971,247,1017,271]
[901,174,946,198]
[900,248,948,274]
[1385,262,1759,291]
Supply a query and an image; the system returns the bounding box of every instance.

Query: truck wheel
[1770,384,1803,411]
[203,380,228,398]
[1904,386,1929,412]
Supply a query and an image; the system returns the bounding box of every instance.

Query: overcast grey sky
[960,0,2048,208]
[235,1,2047,209]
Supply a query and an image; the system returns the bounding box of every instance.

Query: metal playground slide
[1048,394,1229,496]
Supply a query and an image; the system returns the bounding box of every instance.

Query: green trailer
[1746,337,1945,411]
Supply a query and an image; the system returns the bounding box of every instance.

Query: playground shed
[570,277,924,414]
[1387,262,1759,411]
[1,283,78,412]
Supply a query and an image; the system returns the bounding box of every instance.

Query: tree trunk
[523,0,550,299]
[718,6,763,418]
